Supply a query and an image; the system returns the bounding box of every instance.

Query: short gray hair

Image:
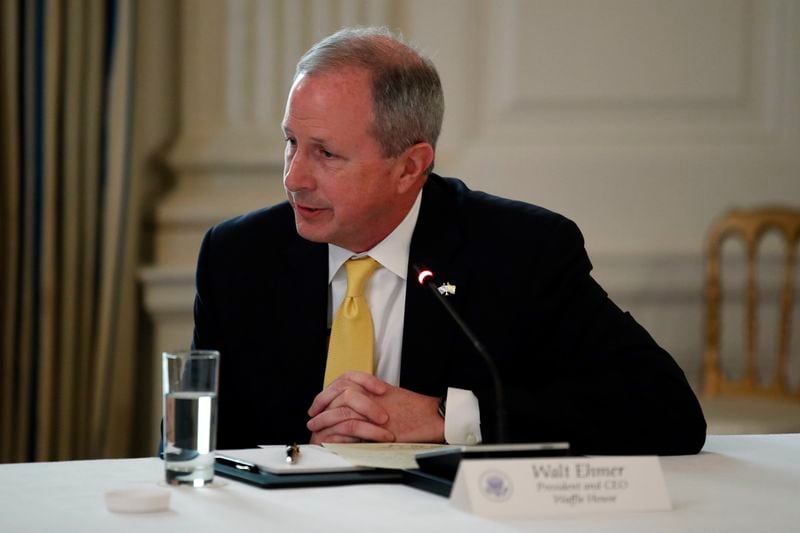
[295,27,444,174]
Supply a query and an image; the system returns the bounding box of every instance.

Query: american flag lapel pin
[437,282,456,296]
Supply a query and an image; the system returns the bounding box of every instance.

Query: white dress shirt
[327,191,482,445]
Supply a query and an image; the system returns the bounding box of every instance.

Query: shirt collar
[328,190,423,283]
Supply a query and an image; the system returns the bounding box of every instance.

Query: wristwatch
[437,394,447,419]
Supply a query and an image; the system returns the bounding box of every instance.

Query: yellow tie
[324,257,381,386]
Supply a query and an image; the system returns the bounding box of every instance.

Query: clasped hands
[307,371,444,444]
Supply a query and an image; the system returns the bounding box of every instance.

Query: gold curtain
[0,0,141,463]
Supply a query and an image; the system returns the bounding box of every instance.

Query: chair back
[703,207,800,398]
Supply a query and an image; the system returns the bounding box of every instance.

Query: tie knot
[344,257,380,297]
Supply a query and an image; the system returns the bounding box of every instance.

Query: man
[192,27,706,455]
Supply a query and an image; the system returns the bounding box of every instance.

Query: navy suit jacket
[193,174,706,454]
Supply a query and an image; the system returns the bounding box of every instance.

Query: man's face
[282,69,407,253]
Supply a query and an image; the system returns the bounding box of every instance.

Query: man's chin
[293,221,331,245]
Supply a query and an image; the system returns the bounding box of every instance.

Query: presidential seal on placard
[479,470,513,502]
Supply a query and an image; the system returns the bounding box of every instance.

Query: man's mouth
[295,203,328,218]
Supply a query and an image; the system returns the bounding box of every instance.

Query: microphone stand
[413,264,507,443]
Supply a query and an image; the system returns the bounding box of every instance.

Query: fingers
[308,371,389,417]
[309,433,361,445]
[309,418,396,444]
[307,389,389,435]
[338,371,389,395]
[306,376,394,443]
[330,388,389,425]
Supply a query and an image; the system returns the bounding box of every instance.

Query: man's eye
[320,149,335,159]
[284,137,296,146]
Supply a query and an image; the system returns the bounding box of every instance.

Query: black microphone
[412,263,507,443]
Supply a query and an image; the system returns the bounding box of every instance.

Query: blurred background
[1,0,799,462]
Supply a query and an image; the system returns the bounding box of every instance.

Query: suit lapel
[284,235,329,389]
[401,177,470,395]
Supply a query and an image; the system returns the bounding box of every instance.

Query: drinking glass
[162,350,220,487]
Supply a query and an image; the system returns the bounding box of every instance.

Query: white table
[1,435,798,532]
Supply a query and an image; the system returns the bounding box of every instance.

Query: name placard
[450,456,671,518]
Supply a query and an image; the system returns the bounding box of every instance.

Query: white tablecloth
[1,434,798,532]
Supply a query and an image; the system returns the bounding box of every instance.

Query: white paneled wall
[139,0,800,440]
[404,0,800,378]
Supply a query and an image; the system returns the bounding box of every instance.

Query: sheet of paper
[322,442,456,470]
[218,445,365,474]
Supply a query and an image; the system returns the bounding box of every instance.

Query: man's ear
[395,143,434,194]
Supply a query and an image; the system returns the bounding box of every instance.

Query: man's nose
[284,150,313,192]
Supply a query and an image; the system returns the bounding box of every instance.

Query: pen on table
[286,443,300,464]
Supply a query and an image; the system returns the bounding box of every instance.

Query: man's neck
[328,189,423,282]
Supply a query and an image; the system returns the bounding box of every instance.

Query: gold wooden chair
[702,207,800,434]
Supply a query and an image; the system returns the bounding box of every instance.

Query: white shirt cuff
[443,387,482,445]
